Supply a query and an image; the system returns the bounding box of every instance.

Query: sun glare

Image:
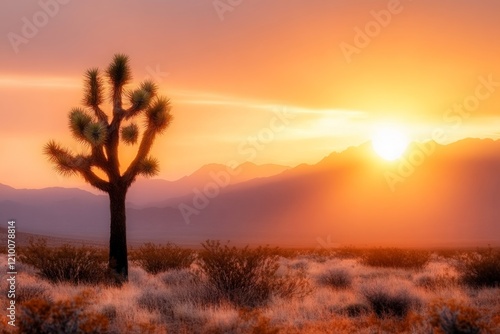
[371,125,409,160]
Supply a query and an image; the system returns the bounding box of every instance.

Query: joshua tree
[44,54,172,282]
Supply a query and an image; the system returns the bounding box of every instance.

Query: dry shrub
[434,249,462,259]
[268,248,303,259]
[415,273,460,291]
[361,281,421,319]
[341,303,371,318]
[19,291,109,333]
[15,284,51,305]
[160,268,196,286]
[429,300,491,334]
[361,248,430,269]
[137,270,224,314]
[100,304,117,321]
[286,258,309,271]
[455,248,500,288]
[197,240,310,308]
[164,274,226,307]
[333,246,365,260]
[131,242,195,274]
[316,268,353,290]
[137,289,174,320]
[19,238,108,285]
[276,270,311,300]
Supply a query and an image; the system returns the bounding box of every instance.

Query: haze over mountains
[1,139,498,247]
[127,162,289,207]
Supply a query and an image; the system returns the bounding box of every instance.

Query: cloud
[0,76,79,89]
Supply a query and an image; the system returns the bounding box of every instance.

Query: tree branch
[105,113,124,181]
[79,168,110,192]
[83,68,108,124]
[45,141,110,192]
[92,106,109,124]
[122,127,156,187]
[91,145,108,169]
[124,81,158,119]
[44,141,79,176]
[107,54,131,115]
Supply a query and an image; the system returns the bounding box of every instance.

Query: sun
[371,125,409,160]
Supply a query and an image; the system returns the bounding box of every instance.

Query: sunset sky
[1,0,500,190]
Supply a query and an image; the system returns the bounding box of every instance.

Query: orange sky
[1,0,499,190]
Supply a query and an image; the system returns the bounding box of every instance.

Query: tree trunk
[108,186,128,282]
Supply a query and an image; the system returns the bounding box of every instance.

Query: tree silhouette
[44,54,172,282]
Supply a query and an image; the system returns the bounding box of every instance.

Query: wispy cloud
[0,76,80,89]
[172,89,367,118]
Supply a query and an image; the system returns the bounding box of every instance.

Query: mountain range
[1,139,498,247]
[126,162,289,207]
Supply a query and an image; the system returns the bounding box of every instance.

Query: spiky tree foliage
[44,54,172,282]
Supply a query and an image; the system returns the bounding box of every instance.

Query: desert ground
[1,240,499,333]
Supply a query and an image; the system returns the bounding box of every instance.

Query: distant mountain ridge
[0,139,499,246]
[126,162,290,207]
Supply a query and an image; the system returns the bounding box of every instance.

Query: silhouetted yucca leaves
[84,122,107,146]
[43,141,78,176]
[121,123,139,145]
[146,97,172,133]
[83,68,104,108]
[74,154,90,169]
[69,108,107,146]
[106,54,131,88]
[45,55,173,192]
[69,108,93,142]
[126,80,159,119]
[127,88,151,116]
[138,157,160,177]
[140,80,158,97]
